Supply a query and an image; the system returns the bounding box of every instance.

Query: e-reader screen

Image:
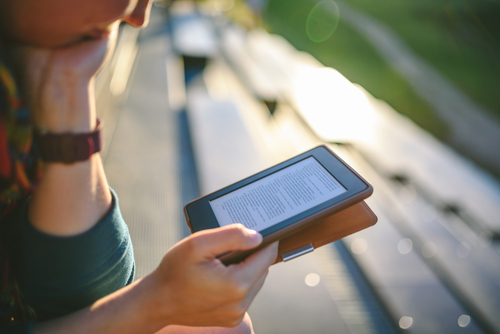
[209,157,347,232]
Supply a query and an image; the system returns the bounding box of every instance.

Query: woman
[0,0,277,333]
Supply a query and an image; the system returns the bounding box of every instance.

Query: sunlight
[292,67,377,144]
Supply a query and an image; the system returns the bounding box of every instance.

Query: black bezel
[185,145,371,237]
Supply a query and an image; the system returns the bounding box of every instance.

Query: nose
[123,0,153,27]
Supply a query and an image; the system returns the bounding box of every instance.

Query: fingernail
[247,229,262,244]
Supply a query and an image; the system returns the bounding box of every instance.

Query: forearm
[28,154,112,236]
[33,276,166,334]
[29,224,277,334]
[33,275,253,334]
[27,79,112,236]
[8,31,117,235]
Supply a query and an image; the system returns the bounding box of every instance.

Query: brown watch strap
[35,119,103,164]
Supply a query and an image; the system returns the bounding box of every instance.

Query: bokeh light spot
[305,273,321,287]
[458,314,471,327]
[306,1,340,43]
[421,242,437,258]
[398,238,413,255]
[351,238,368,255]
[399,185,417,204]
[399,316,413,329]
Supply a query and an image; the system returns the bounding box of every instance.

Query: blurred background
[95,0,500,333]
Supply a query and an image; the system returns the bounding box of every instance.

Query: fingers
[215,245,275,324]
[227,242,277,291]
[241,270,268,311]
[152,228,276,329]
[205,271,268,328]
[234,242,278,278]
[187,224,263,260]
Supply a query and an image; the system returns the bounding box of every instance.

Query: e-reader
[184,145,373,264]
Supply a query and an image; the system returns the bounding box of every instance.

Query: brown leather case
[273,200,377,264]
[185,200,377,264]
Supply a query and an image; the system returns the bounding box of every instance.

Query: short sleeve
[14,188,135,322]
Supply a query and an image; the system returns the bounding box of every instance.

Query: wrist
[35,118,102,164]
[133,274,175,332]
[34,77,95,133]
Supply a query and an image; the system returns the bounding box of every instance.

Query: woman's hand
[34,225,277,334]
[148,224,278,329]
[9,22,119,133]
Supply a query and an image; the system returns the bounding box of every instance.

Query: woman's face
[0,0,153,47]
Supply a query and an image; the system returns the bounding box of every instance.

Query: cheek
[10,0,139,47]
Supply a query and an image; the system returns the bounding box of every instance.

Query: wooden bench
[203,22,500,333]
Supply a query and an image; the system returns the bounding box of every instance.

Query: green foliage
[342,0,500,118]
[264,0,449,138]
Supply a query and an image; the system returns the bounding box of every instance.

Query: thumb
[188,224,263,260]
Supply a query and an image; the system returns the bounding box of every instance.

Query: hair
[0,36,40,327]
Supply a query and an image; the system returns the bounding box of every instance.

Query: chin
[36,36,92,48]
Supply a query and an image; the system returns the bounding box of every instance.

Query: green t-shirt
[0,188,135,333]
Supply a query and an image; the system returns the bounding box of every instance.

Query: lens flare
[306,1,340,43]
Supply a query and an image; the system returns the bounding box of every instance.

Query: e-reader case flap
[274,200,377,264]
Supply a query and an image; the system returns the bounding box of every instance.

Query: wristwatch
[34,119,103,164]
